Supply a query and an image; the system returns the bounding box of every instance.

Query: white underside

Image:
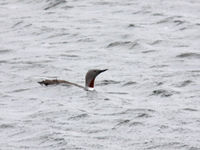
[86,87,94,91]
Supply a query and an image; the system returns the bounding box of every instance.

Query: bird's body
[38,69,107,91]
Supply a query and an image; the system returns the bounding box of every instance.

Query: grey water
[0,0,200,149]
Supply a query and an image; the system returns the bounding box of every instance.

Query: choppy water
[0,0,200,149]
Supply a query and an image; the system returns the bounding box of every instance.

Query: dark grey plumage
[38,69,108,91]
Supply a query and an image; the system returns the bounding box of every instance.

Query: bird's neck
[89,79,94,88]
[85,79,95,91]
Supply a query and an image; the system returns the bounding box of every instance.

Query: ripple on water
[0,60,8,64]
[156,16,186,26]
[122,81,137,86]
[68,113,89,120]
[112,108,154,129]
[44,0,66,10]
[91,108,156,118]
[12,21,24,28]
[124,108,156,114]
[151,89,179,97]
[107,92,128,95]
[147,142,187,150]
[10,88,30,93]
[0,123,15,129]
[136,113,152,118]
[175,80,193,87]
[176,52,200,59]
[173,19,187,26]
[97,80,121,86]
[60,54,79,58]
[106,41,139,49]
[181,108,198,112]
[142,50,157,53]
[0,49,13,54]
[112,119,130,129]
[128,24,136,28]
[150,40,163,45]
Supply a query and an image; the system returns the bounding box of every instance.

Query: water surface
[0,0,200,149]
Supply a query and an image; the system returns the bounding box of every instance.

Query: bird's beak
[99,69,108,73]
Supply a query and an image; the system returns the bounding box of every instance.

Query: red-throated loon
[38,69,108,91]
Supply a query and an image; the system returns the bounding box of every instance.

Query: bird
[38,69,108,91]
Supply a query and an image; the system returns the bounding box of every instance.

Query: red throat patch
[89,79,94,88]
